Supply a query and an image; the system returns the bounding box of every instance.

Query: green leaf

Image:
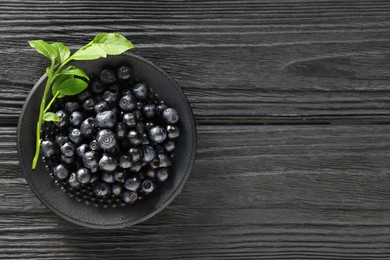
[52,74,72,96]
[60,66,89,80]
[58,78,88,96]
[51,42,70,63]
[71,45,106,60]
[28,40,57,61]
[43,112,60,122]
[91,33,134,55]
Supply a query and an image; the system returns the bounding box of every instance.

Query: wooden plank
[4,124,390,258]
[3,47,390,125]
[1,1,390,124]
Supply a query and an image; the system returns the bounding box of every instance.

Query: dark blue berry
[65,102,80,114]
[114,171,125,182]
[95,95,104,102]
[119,154,133,169]
[76,167,91,184]
[69,111,83,127]
[128,130,141,146]
[109,83,120,93]
[158,153,170,168]
[130,162,142,173]
[128,147,142,162]
[99,69,116,85]
[94,101,111,114]
[144,168,156,178]
[141,179,155,194]
[119,95,136,112]
[140,133,150,145]
[108,146,121,156]
[122,112,137,128]
[142,145,156,162]
[116,122,128,140]
[96,129,117,150]
[142,104,156,119]
[162,108,179,124]
[80,117,97,137]
[112,182,123,196]
[166,125,180,139]
[82,151,99,172]
[132,83,149,100]
[101,172,114,183]
[156,104,168,114]
[95,111,117,129]
[145,122,155,131]
[117,66,132,81]
[121,89,132,96]
[61,142,76,158]
[164,141,175,153]
[53,164,69,179]
[90,174,99,184]
[55,135,69,146]
[122,191,138,203]
[156,168,168,182]
[124,177,140,191]
[94,182,110,197]
[91,80,105,94]
[61,155,74,164]
[55,110,69,128]
[99,153,118,172]
[68,172,81,188]
[103,90,119,107]
[89,139,99,151]
[155,145,164,154]
[149,157,160,169]
[149,126,167,144]
[77,144,89,158]
[77,90,92,102]
[41,140,55,157]
[82,98,96,112]
[69,128,82,144]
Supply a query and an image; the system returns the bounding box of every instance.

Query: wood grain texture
[2,0,390,259]
[3,125,390,259]
[1,0,390,124]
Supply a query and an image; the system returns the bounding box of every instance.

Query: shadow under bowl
[17,53,196,229]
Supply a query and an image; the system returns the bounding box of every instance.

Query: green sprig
[28,33,134,169]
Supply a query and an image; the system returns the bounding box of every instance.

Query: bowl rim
[17,52,197,228]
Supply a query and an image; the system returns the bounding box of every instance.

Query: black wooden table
[2,0,390,259]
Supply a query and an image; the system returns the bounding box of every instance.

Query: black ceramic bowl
[17,53,196,228]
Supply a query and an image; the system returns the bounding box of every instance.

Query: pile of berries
[40,65,180,207]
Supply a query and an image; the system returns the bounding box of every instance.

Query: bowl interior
[17,53,196,228]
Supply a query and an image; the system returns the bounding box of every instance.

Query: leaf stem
[54,60,70,76]
[43,91,60,114]
[32,63,54,169]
